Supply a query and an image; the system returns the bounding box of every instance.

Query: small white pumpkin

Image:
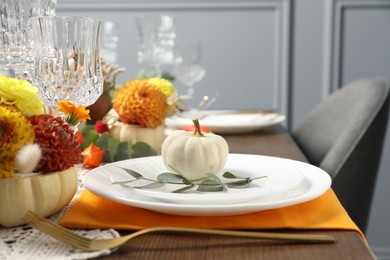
[0,167,78,227]
[110,122,166,152]
[161,119,229,180]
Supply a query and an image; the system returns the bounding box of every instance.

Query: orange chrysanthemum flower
[112,79,169,128]
[57,100,91,126]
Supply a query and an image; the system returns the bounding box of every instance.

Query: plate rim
[164,110,286,133]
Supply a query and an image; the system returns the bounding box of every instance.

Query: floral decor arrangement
[0,74,85,178]
[80,76,182,168]
[0,74,89,227]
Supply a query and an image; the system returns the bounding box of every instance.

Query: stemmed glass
[0,0,57,80]
[174,41,206,96]
[30,16,104,127]
[100,20,119,65]
[135,15,176,76]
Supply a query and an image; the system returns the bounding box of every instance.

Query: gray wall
[57,0,390,258]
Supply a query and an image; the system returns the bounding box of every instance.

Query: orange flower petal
[81,143,105,168]
[75,131,84,143]
[57,100,75,114]
[57,100,91,125]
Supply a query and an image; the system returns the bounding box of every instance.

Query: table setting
[0,1,371,259]
[165,109,286,134]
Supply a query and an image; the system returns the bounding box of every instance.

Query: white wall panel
[57,0,291,118]
[324,0,390,93]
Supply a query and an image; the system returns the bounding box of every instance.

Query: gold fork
[23,211,335,252]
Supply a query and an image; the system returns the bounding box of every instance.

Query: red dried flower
[29,114,81,173]
[94,120,109,134]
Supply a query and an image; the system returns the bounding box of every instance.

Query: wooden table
[98,125,375,259]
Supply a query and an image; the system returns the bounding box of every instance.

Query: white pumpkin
[110,122,166,152]
[161,119,229,180]
[0,167,78,227]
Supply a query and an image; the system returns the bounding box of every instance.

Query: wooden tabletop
[99,125,375,260]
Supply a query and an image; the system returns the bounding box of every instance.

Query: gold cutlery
[23,211,335,252]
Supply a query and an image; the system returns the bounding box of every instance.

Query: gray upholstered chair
[292,78,390,234]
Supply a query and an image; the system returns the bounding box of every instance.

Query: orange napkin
[60,188,364,239]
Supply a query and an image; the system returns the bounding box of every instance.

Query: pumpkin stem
[192,118,205,137]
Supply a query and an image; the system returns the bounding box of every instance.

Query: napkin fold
[60,188,364,239]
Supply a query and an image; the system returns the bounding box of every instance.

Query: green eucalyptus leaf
[130,142,157,158]
[115,167,143,179]
[95,132,110,149]
[95,133,112,162]
[207,173,227,191]
[157,172,192,185]
[226,178,252,189]
[112,180,135,185]
[107,137,120,162]
[223,171,248,179]
[161,71,175,81]
[222,171,238,179]
[81,124,95,135]
[80,126,96,136]
[80,128,99,150]
[113,142,130,161]
[172,184,196,193]
[127,141,134,157]
[134,182,164,189]
[197,179,225,192]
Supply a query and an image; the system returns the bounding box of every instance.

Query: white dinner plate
[102,155,304,205]
[164,110,286,134]
[83,154,331,217]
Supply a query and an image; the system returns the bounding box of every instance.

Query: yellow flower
[0,161,15,178]
[112,79,169,128]
[57,100,91,126]
[0,105,35,178]
[0,74,44,116]
[147,77,176,98]
[148,77,178,112]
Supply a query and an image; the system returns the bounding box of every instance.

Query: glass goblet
[101,20,119,65]
[136,15,176,75]
[174,41,206,96]
[0,0,57,80]
[31,16,103,110]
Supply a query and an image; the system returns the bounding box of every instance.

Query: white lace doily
[0,165,120,260]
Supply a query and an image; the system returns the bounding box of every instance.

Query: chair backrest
[292,78,390,233]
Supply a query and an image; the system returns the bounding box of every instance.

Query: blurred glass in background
[100,20,119,65]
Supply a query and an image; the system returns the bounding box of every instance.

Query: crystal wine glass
[136,15,176,76]
[31,16,104,111]
[174,41,206,96]
[0,0,57,80]
[100,20,119,65]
